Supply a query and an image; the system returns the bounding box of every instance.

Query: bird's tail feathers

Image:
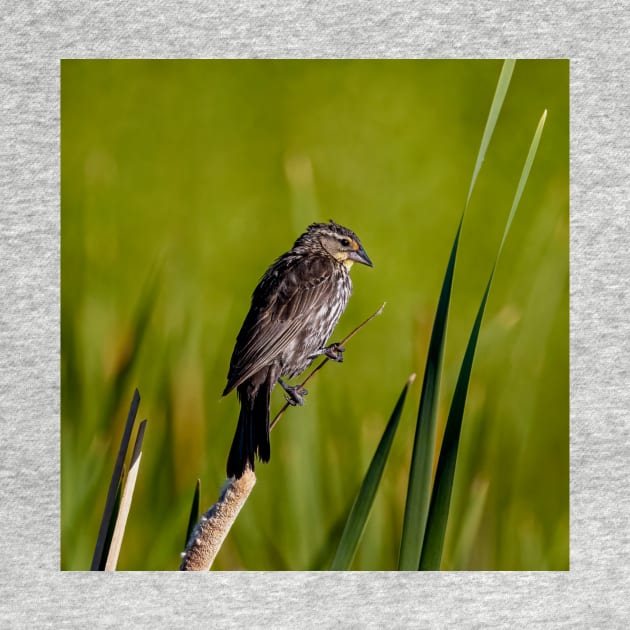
[253,375,271,463]
[226,400,253,479]
[226,373,273,479]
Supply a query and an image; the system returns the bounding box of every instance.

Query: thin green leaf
[309,486,360,570]
[398,60,515,570]
[330,374,415,570]
[452,478,490,569]
[398,223,459,569]
[419,110,547,570]
[185,479,201,548]
[466,60,516,208]
[497,110,548,256]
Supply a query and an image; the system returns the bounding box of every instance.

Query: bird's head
[296,220,373,269]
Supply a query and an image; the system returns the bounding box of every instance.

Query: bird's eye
[340,238,351,247]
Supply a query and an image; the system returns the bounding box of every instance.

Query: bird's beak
[348,246,373,267]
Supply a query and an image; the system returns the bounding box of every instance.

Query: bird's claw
[323,343,345,363]
[284,386,308,406]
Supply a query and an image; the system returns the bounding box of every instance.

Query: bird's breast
[279,269,352,378]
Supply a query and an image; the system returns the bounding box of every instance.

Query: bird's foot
[308,342,345,362]
[279,379,308,406]
[323,342,345,363]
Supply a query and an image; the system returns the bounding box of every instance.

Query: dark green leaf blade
[330,374,415,570]
[91,389,140,570]
[419,279,490,570]
[185,479,201,548]
[398,222,460,569]
[419,110,548,570]
[398,60,516,570]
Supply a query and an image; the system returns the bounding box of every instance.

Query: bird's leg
[278,378,308,406]
[309,342,345,363]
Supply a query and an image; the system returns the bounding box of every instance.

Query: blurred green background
[61,59,568,571]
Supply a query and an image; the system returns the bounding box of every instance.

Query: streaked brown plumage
[224,220,373,478]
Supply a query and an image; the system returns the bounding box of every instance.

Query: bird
[223,220,373,479]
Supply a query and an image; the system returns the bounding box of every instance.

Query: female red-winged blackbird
[224,220,373,479]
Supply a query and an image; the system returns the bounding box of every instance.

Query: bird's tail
[226,373,272,479]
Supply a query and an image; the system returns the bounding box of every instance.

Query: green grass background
[61,59,568,570]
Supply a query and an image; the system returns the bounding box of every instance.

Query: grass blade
[308,487,359,570]
[452,478,489,569]
[419,110,548,570]
[105,419,148,571]
[91,388,140,570]
[398,60,515,570]
[419,280,490,570]
[330,374,416,570]
[466,60,516,207]
[98,466,125,570]
[398,223,459,569]
[186,479,201,548]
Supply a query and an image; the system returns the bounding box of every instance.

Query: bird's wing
[223,254,339,394]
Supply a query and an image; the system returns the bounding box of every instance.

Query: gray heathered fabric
[1,2,629,627]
